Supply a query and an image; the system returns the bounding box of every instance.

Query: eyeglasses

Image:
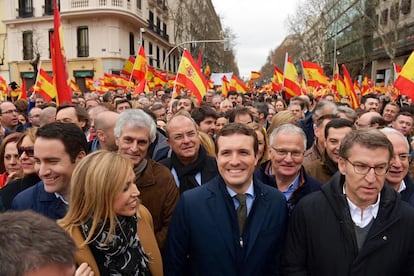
[392,153,412,162]
[18,146,34,158]
[344,158,389,176]
[1,109,18,115]
[271,146,304,158]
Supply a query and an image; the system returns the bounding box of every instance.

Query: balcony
[17,6,34,18]
[66,0,135,12]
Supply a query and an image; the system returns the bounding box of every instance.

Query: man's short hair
[56,104,90,132]
[339,129,394,161]
[393,111,414,122]
[0,210,76,275]
[315,114,339,128]
[228,107,254,123]
[216,122,258,156]
[191,106,218,125]
[324,118,355,139]
[114,109,157,143]
[313,100,338,118]
[36,122,87,163]
[361,93,379,104]
[115,98,132,109]
[253,102,269,117]
[269,123,307,150]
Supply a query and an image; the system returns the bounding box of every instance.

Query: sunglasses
[18,146,34,157]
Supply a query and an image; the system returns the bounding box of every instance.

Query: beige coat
[61,205,163,276]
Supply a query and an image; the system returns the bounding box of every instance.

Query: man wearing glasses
[254,124,321,214]
[0,102,24,135]
[381,127,414,206]
[282,129,414,275]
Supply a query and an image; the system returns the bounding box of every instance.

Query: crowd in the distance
[1,86,414,276]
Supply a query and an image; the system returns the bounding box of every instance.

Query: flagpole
[32,60,42,97]
[170,50,185,113]
[282,52,288,91]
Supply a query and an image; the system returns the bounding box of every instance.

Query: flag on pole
[33,69,56,102]
[301,60,330,87]
[221,75,230,98]
[52,0,72,105]
[283,53,301,98]
[203,63,211,77]
[395,51,414,100]
[197,48,202,68]
[333,63,346,98]
[19,78,28,100]
[175,49,208,106]
[250,71,261,80]
[272,66,283,92]
[131,45,147,81]
[342,64,360,109]
[230,75,248,94]
[121,56,136,77]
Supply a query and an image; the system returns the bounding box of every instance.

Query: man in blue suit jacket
[163,123,288,276]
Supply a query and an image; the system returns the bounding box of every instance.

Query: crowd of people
[1,86,414,275]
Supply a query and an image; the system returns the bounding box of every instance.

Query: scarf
[323,150,339,176]
[171,146,207,193]
[134,159,148,183]
[81,215,151,276]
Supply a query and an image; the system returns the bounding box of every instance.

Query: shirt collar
[398,179,407,193]
[226,180,254,198]
[54,193,69,205]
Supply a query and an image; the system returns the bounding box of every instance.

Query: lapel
[70,227,101,276]
[245,181,269,258]
[206,178,237,259]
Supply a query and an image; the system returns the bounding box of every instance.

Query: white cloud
[211,0,300,78]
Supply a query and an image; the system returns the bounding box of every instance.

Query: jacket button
[382,236,387,241]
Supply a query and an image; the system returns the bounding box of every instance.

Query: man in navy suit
[163,123,288,276]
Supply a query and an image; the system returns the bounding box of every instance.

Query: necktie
[235,193,247,235]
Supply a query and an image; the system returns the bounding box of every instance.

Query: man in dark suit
[163,123,288,276]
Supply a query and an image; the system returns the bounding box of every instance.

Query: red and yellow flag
[272,66,283,92]
[34,69,56,102]
[342,64,360,109]
[131,45,147,81]
[250,71,261,80]
[70,79,81,94]
[230,75,248,94]
[221,75,230,98]
[283,53,301,98]
[395,51,414,100]
[19,78,28,100]
[302,60,329,88]
[204,63,211,77]
[52,0,71,105]
[176,49,208,106]
[121,56,135,77]
[333,63,346,98]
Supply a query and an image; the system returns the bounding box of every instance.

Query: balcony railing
[77,46,89,57]
[69,0,132,9]
[18,6,34,18]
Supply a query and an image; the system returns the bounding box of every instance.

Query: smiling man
[11,123,87,219]
[114,109,179,249]
[283,129,414,275]
[164,123,287,275]
[381,127,414,206]
[305,118,354,183]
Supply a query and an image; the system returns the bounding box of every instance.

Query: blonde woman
[59,150,162,276]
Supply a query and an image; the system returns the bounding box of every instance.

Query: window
[19,0,33,17]
[136,0,141,9]
[156,17,161,34]
[149,42,153,66]
[380,9,388,25]
[48,29,54,58]
[77,26,89,57]
[390,2,399,20]
[44,0,59,15]
[149,11,154,28]
[401,0,411,15]
[156,46,160,67]
[22,31,33,60]
[129,32,135,55]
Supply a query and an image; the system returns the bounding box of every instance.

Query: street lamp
[162,38,229,70]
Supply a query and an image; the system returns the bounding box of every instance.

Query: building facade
[3,0,224,92]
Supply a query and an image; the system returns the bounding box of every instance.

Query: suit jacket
[11,181,67,220]
[61,205,163,276]
[163,175,288,276]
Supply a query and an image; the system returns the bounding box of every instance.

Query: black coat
[0,173,41,211]
[282,173,414,276]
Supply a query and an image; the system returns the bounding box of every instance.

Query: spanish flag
[175,49,208,106]
[342,64,360,109]
[301,60,330,88]
[131,45,147,81]
[272,66,283,92]
[395,51,414,100]
[230,75,248,94]
[283,53,301,98]
[204,63,211,77]
[34,69,56,102]
[51,0,72,105]
[121,56,135,77]
[250,71,261,80]
[221,75,230,98]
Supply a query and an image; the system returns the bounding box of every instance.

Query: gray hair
[380,127,410,151]
[114,109,157,143]
[269,123,307,149]
[313,100,338,118]
[337,105,357,122]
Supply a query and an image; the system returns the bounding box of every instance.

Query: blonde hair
[198,131,216,157]
[267,110,297,135]
[59,150,134,246]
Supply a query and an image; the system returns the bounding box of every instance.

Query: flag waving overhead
[176,49,208,106]
[34,69,56,102]
[52,0,72,105]
[342,64,360,109]
[283,53,301,98]
[301,60,329,87]
[250,71,261,80]
[230,75,248,94]
[395,51,414,100]
[131,45,147,81]
[221,75,230,98]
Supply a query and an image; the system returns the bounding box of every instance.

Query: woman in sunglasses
[0,132,24,189]
[59,150,162,276]
[0,128,40,210]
